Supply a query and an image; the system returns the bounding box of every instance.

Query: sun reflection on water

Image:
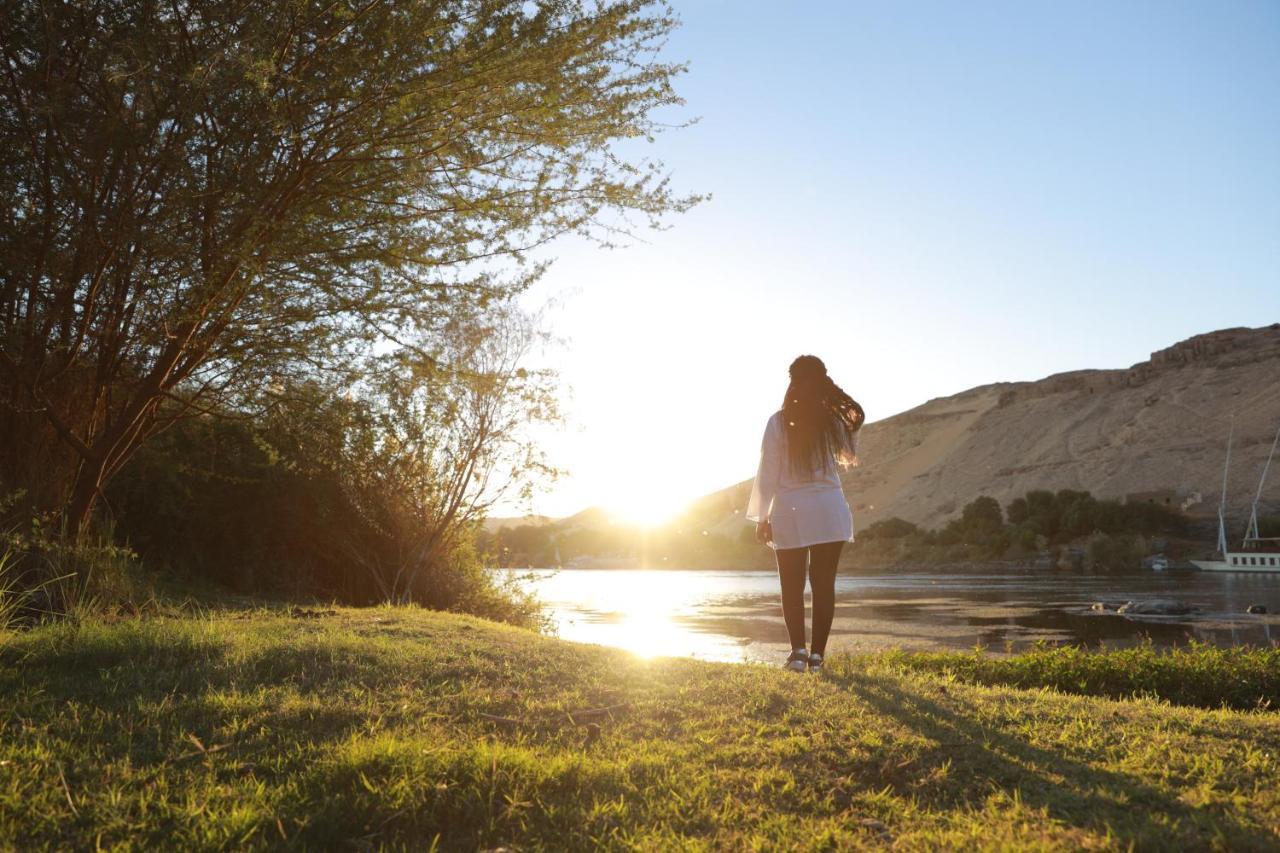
[519,569,773,662]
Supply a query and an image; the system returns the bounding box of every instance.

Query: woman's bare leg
[807,541,844,656]
[775,546,809,649]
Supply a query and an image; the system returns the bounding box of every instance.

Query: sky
[508,0,1280,522]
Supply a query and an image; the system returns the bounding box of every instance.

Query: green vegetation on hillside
[853,489,1189,569]
[2,608,1278,850]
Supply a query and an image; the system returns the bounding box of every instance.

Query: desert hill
[695,324,1280,534]
[482,514,557,533]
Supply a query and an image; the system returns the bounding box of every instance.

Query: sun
[605,484,687,528]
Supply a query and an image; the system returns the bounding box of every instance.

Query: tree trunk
[65,458,106,539]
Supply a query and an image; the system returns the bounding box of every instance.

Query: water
[506,566,1280,663]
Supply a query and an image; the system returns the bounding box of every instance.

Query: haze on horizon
[508,1,1280,523]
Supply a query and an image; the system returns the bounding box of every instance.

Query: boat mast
[1243,423,1280,546]
[1217,418,1233,556]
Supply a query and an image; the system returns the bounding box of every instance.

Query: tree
[1006,496,1029,526]
[861,517,919,540]
[1,0,695,535]
[936,495,1005,552]
[297,303,559,603]
[959,495,1003,533]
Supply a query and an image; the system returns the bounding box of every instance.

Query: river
[505,566,1280,663]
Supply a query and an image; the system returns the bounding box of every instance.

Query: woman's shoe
[808,652,824,673]
[785,648,809,673]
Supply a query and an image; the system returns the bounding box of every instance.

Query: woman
[746,355,864,673]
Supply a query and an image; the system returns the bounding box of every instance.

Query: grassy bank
[865,642,1280,712]
[2,608,1279,850]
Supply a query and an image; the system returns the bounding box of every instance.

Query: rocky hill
[701,324,1280,533]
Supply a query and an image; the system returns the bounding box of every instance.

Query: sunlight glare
[588,573,692,658]
[604,477,689,528]
[515,569,763,662]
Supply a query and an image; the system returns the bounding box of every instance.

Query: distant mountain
[710,324,1280,531]
[482,514,557,533]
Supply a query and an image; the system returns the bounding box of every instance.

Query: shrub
[0,526,154,625]
[1083,532,1144,571]
[103,304,558,625]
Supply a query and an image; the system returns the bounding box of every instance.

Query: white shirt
[746,410,857,550]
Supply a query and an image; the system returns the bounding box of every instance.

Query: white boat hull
[1192,555,1280,573]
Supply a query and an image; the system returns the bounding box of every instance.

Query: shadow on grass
[826,669,1276,849]
[0,621,228,702]
[0,622,470,774]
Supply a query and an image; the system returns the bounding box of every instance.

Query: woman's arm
[746,415,782,525]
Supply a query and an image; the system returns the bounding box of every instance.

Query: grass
[2,607,1279,850]
[861,642,1280,711]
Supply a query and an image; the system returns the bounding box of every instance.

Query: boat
[1191,421,1280,573]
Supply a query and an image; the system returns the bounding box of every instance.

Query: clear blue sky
[516,1,1280,520]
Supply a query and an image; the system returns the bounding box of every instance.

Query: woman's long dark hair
[782,355,864,474]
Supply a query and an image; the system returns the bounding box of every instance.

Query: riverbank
[3,606,1278,849]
